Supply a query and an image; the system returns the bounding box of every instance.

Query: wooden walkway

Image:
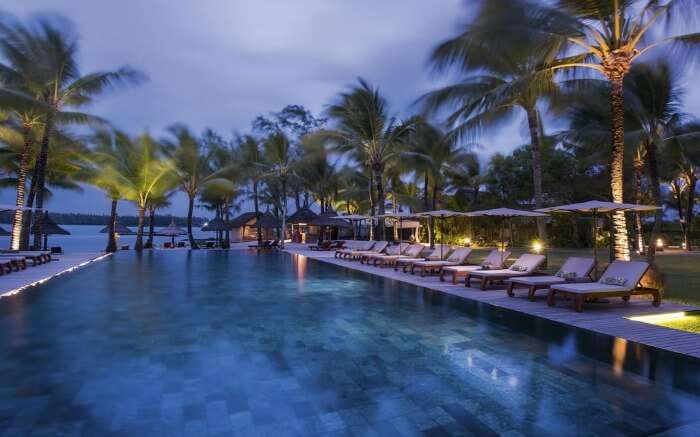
[285,244,700,360]
[0,252,110,299]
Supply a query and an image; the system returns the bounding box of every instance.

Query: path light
[656,238,664,249]
[629,312,687,324]
[532,240,543,254]
[464,237,472,247]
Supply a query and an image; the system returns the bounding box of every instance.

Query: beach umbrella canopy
[31,213,70,235]
[416,210,468,259]
[0,225,10,236]
[99,220,135,235]
[287,207,318,224]
[468,208,547,264]
[158,219,187,245]
[536,200,660,276]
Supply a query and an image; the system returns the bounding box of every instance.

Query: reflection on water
[0,251,698,435]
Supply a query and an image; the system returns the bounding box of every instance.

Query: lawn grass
[464,246,700,306]
[654,313,700,334]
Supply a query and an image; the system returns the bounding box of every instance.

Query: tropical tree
[163,125,218,249]
[321,79,414,239]
[238,135,266,246]
[92,131,173,251]
[260,131,295,248]
[422,0,563,242]
[527,0,700,260]
[0,17,143,249]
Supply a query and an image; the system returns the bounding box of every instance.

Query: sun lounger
[507,257,596,301]
[394,245,447,272]
[466,253,546,290]
[547,261,659,312]
[369,244,424,267]
[0,255,28,271]
[411,247,472,277]
[335,241,374,258]
[361,243,401,264]
[0,251,52,265]
[346,241,389,261]
[439,250,510,284]
[309,240,332,251]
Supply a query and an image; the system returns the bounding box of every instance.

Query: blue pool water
[0,251,699,436]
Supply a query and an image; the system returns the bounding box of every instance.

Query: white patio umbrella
[331,214,370,240]
[536,200,660,277]
[159,219,187,246]
[416,210,469,260]
[374,211,418,253]
[467,208,548,264]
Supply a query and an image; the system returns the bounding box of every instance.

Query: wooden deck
[0,252,110,299]
[284,244,700,360]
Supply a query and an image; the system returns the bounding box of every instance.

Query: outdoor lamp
[532,240,543,254]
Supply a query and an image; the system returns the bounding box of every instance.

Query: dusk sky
[2,0,699,217]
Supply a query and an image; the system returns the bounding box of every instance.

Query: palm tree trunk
[11,123,32,250]
[253,180,263,246]
[135,205,146,251]
[646,140,663,263]
[21,170,38,250]
[106,198,118,253]
[685,174,696,251]
[368,168,375,240]
[609,77,630,261]
[633,155,645,254]
[373,163,385,240]
[32,111,54,250]
[146,207,155,248]
[525,106,547,243]
[280,177,287,248]
[187,193,198,249]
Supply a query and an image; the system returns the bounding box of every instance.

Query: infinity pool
[0,251,699,436]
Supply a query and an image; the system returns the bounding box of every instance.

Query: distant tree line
[0,212,203,227]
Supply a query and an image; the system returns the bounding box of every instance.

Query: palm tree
[144,192,173,249]
[0,17,143,249]
[238,135,266,246]
[163,125,217,249]
[321,79,414,240]
[528,0,700,260]
[422,0,563,242]
[260,131,294,248]
[92,131,173,251]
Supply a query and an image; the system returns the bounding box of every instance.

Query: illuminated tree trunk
[135,205,145,251]
[373,162,385,240]
[253,180,263,246]
[11,124,32,250]
[633,150,645,254]
[106,198,118,253]
[368,168,375,240]
[32,111,54,250]
[280,176,287,248]
[685,173,696,251]
[525,106,547,243]
[145,206,155,248]
[608,77,630,260]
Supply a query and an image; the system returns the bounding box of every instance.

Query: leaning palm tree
[92,131,173,251]
[320,79,414,240]
[0,17,143,249]
[163,125,217,249]
[526,0,700,260]
[423,0,562,242]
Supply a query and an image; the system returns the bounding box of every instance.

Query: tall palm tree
[163,125,217,249]
[422,0,563,242]
[260,131,294,248]
[321,79,414,240]
[528,0,700,260]
[0,17,143,249]
[92,131,173,251]
[238,135,266,246]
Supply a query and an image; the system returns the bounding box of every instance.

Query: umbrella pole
[592,210,598,280]
[440,216,444,260]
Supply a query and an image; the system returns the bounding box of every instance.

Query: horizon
[2,0,700,219]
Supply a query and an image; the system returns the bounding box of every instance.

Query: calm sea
[0,224,211,252]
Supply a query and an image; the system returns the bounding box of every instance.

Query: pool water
[0,251,699,436]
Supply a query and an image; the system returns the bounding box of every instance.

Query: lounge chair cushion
[510,275,567,286]
[442,265,483,273]
[550,282,630,294]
